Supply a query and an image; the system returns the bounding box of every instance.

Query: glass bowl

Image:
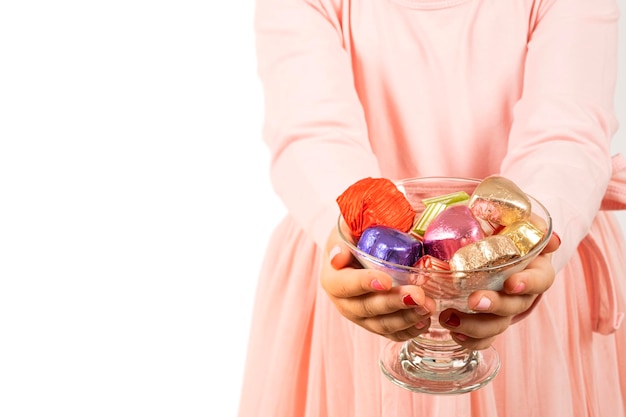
[337,176,552,394]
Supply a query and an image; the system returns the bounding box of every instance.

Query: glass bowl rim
[336,176,553,274]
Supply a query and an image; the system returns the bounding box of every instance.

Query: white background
[0,2,624,416]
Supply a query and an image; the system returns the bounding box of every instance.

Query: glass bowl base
[379,340,500,395]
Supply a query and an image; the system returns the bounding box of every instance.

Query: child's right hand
[319,227,436,342]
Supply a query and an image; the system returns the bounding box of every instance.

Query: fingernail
[329,245,341,263]
[402,294,417,306]
[553,232,561,246]
[445,313,460,327]
[415,305,430,315]
[454,333,468,341]
[371,279,386,291]
[473,296,492,311]
[512,282,525,294]
[415,320,428,330]
[402,295,430,315]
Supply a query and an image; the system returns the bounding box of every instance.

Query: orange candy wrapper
[337,177,417,240]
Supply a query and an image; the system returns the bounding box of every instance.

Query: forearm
[256,0,381,246]
[500,0,619,272]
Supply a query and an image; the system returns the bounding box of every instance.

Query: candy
[357,225,423,267]
[413,255,459,298]
[449,235,521,271]
[337,177,416,239]
[498,220,544,256]
[468,176,531,226]
[423,205,485,261]
[410,202,447,237]
[422,191,470,206]
[414,255,450,271]
[475,216,501,237]
[337,176,544,277]
[412,191,471,237]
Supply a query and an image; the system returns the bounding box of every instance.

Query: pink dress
[239,0,626,415]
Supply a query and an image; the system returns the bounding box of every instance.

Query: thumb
[325,226,354,270]
[541,231,561,255]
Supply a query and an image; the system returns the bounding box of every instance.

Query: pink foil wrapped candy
[423,205,485,261]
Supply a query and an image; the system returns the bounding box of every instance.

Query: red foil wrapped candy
[337,177,416,239]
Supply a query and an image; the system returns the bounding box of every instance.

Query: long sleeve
[254,0,381,247]
[500,0,620,272]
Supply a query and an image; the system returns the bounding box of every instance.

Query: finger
[384,317,432,342]
[326,225,362,270]
[322,226,394,297]
[321,231,389,295]
[332,215,368,268]
[468,254,552,315]
[501,253,555,296]
[541,231,561,254]
[331,286,434,325]
[450,333,497,351]
[528,211,560,255]
[327,241,364,270]
[529,211,547,232]
[353,287,434,318]
[321,265,393,299]
[440,309,511,340]
[360,310,431,339]
[467,290,537,317]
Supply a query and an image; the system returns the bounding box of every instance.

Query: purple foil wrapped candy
[423,205,485,261]
[357,225,423,267]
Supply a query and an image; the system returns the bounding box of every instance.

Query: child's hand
[320,227,436,342]
[439,232,561,350]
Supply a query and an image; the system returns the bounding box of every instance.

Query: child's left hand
[439,232,561,350]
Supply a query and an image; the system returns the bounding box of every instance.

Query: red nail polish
[454,333,468,341]
[402,294,418,306]
[553,232,561,246]
[445,313,461,327]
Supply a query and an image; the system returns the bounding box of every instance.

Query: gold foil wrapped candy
[449,235,521,271]
[499,220,544,256]
[468,176,531,226]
